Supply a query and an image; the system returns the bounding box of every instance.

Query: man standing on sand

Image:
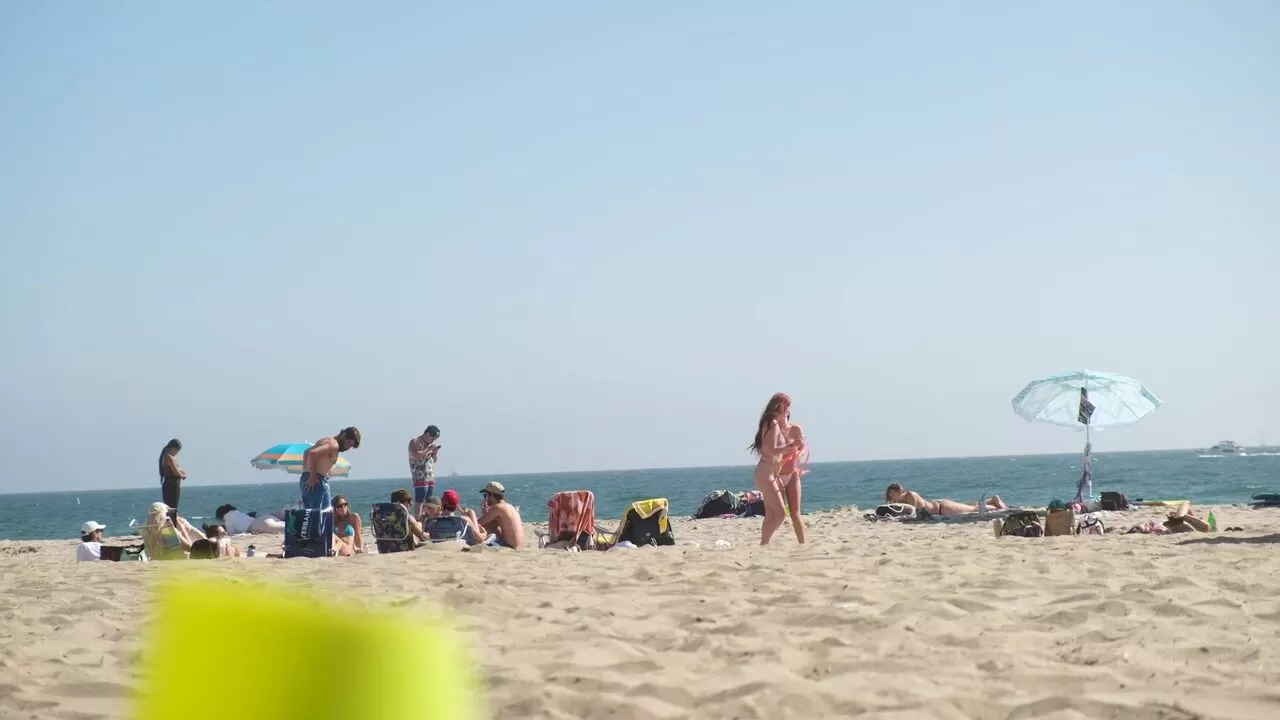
[465,481,523,549]
[158,439,185,522]
[300,427,361,510]
[408,425,441,518]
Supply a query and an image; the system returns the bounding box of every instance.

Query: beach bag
[694,490,742,519]
[1043,508,1075,537]
[615,499,675,547]
[875,503,918,519]
[284,508,333,559]
[1100,491,1130,511]
[999,511,1043,538]
[1076,515,1106,535]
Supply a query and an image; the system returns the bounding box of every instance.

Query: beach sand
[3,504,1279,719]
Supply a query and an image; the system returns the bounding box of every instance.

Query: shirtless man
[465,481,523,549]
[300,427,361,510]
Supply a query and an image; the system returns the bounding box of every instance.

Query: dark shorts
[413,483,434,503]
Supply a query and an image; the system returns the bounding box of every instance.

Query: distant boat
[449,463,460,478]
[1208,440,1243,454]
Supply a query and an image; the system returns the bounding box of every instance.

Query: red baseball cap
[441,489,460,511]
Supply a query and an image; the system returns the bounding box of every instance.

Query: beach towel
[546,490,596,550]
[371,503,415,554]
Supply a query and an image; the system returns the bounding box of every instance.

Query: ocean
[3,449,1277,542]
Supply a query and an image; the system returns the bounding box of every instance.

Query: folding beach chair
[546,490,596,550]
[99,544,148,562]
[370,503,416,554]
[423,514,475,544]
[283,508,334,559]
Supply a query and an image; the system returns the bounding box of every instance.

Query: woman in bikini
[884,483,1007,516]
[331,495,364,556]
[776,411,808,544]
[750,393,805,546]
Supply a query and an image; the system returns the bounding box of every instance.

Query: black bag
[1100,491,1130,511]
[693,490,741,519]
[617,508,675,547]
[1000,510,1043,537]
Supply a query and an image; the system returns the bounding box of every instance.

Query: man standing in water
[408,425,441,518]
[158,439,185,523]
[300,427,361,510]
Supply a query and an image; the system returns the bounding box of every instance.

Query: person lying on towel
[884,483,1007,517]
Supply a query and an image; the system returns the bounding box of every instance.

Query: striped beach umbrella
[250,442,352,477]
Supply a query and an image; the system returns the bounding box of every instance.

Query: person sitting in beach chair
[423,490,479,544]
[372,489,428,553]
[140,502,205,560]
[884,483,1007,517]
[545,490,596,551]
[81,519,149,562]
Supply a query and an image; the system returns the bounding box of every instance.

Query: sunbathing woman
[776,411,808,544]
[750,393,805,546]
[884,483,1008,516]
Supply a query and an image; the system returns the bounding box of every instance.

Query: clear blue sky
[2,2,1277,492]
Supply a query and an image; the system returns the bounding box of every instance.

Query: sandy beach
[3,504,1280,719]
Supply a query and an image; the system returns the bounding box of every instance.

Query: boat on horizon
[1208,440,1243,454]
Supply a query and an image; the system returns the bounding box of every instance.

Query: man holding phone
[408,425,441,519]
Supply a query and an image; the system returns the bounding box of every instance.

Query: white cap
[81,521,106,535]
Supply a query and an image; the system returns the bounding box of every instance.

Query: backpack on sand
[999,510,1044,538]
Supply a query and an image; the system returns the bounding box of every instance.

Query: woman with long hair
[140,501,203,560]
[750,393,805,545]
[776,411,809,543]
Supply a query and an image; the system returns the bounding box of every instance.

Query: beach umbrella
[1011,370,1161,502]
[250,442,352,477]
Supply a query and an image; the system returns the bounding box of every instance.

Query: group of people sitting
[374,481,524,552]
[75,481,528,562]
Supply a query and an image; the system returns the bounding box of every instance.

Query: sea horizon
[1,445,1259,497]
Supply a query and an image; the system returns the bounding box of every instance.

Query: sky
[2,2,1277,492]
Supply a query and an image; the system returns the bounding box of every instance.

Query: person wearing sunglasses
[331,495,364,556]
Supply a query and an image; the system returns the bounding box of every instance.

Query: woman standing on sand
[777,411,808,544]
[750,393,805,546]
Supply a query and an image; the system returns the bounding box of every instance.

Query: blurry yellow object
[133,575,484,720]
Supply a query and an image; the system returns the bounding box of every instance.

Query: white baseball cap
[81,521,106,535]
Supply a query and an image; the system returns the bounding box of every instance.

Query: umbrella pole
[1081,425,1093,503]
